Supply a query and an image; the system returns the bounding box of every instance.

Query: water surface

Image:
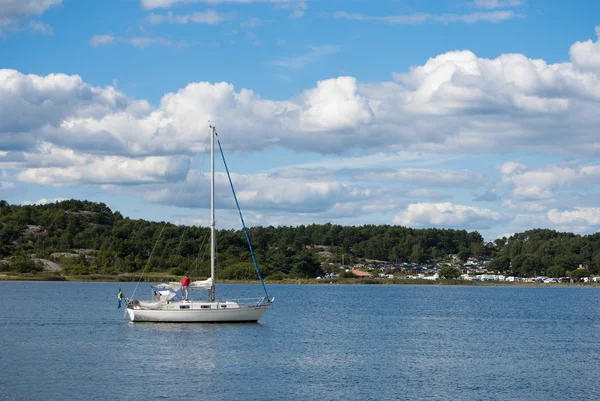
[1,282,599,400]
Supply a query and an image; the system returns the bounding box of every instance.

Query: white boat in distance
[125,125,274,323]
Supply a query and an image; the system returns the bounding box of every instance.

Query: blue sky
[2,0,600,241]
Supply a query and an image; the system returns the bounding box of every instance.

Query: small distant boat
[125,125,274,323]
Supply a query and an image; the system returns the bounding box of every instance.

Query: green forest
[1,199,599,280]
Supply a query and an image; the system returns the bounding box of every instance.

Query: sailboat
[125,125,274,323]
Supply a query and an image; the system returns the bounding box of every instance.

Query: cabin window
[201,305,210,309]
[221,305,227,308]
[180,305,190,309]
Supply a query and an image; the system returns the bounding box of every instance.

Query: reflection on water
[1,282,600,400]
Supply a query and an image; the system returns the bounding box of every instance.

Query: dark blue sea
[1,282,600,401]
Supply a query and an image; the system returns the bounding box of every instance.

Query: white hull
[126,301,270,323]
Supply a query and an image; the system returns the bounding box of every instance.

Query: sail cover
[190,278,213,290]
[152,282,181,292]
[152,278,212,292]
[152,279,212,292]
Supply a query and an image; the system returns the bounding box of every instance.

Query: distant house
[351,269,373,278]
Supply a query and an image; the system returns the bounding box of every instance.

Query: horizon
[3,0,600,242]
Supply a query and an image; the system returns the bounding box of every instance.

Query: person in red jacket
[181,276,190,301]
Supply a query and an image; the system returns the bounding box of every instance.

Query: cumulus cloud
[0,69,151,153]
[297,76,373,132]
[7,27,600,161]
[5,27,600,237]
[16,155,190,186]
[570,26,600,71]
[548,207,600,227]
[394,202,504,228]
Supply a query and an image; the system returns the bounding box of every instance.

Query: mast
[209,124,216,301]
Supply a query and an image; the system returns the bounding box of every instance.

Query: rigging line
[130,150,203,300]
[215,131,270,300]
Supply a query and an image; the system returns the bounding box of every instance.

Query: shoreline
[1,273,599,287]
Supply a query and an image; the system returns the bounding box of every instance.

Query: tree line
[1,200,598,279]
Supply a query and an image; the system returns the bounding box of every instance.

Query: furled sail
[152,282,181,292]
[151,278,212,292]
[189,278,213,290]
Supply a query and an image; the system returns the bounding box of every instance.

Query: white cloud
[16,155,190,186]
[499,161,526,176]
[333,10,521,24]
[548,207,600,227]
[8,27,600,162]
[0,0,61,22]
[0,142,89,169]
[472,0,523,9]
[147,9,227,25]
[138,168,397,220]
[297,76,373,132]
[22,197,69,205]
[500,163,600,200]
[394,202,504,228]
[6,26,600,235]
[0,180,15,190]
[140,0,295,9]
[0,69,152,153]
[497,232,515,239]
[570,26,600,70]
[149,169,360,209]
[89,34,115,47]
[0,0,60,36]
[502,199,547,212]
